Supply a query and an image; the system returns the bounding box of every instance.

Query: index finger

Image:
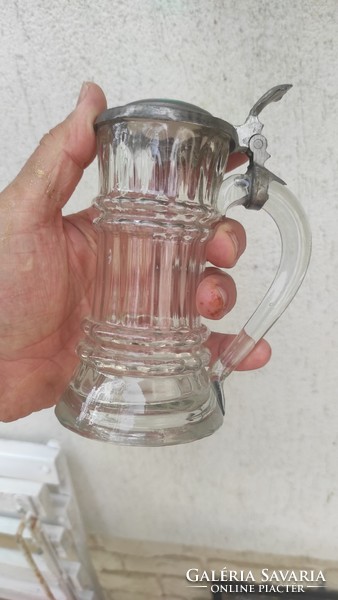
[206,218,246,268]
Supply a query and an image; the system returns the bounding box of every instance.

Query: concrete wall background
[0,0,337,561]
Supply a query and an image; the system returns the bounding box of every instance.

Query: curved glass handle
[210,177,312,381]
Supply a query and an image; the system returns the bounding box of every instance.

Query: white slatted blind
[0,439,104,600]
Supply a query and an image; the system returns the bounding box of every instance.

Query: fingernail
[216,286,228,307]
[205,286,228,318]
[76,82,90,106]
[228,231,240,258]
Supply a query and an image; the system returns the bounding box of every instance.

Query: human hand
[0,83,270,422]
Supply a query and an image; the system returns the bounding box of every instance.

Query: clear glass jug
[55,85,311,446]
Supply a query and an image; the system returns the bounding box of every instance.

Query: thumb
[2,82,107,224]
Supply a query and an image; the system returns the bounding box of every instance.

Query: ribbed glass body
[56,117,232,445]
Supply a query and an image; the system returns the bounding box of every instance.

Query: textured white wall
[0,0,337,561]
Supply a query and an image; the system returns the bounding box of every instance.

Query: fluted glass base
[55,365,223,446]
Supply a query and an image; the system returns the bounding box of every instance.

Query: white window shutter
[0,439,104,600]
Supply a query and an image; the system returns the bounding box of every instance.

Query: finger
[196,268,236,319]
[3,82,107,225]
[206,218,246,268]
[236,338,271,370]
[205,332,271,371]
[225,152,248,172]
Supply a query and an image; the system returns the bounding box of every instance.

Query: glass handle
[210,176,312,382]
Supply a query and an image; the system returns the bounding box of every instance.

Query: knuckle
[39,127,58,149]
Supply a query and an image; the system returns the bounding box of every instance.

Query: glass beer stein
[55,85,311,446]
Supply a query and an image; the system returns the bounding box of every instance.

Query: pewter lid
[94,98,238,149]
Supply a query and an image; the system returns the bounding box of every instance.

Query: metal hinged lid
[94,98,238,149]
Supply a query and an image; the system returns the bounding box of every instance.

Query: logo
[186,567,326,594]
